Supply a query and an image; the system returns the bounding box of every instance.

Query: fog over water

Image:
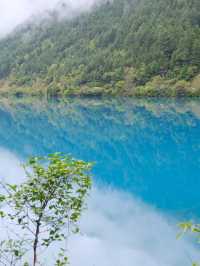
[0,147,200,266]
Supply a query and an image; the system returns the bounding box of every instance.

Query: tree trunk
[33,221,40,266]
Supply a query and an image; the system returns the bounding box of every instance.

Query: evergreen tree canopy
[0,0,199,96]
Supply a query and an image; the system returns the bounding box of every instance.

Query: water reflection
[0,97,200,215]
[0,97,200,265]
[70,188,200,266]
[0,149,200,266]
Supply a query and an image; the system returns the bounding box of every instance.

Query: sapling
[0,153,92,265]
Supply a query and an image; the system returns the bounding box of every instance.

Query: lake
[0,96,200,265]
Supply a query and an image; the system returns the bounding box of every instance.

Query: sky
[0,0,96,37]
[0,147,199,266]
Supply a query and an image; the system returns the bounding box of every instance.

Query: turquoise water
[0,97,200,265]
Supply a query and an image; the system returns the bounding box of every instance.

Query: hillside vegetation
[0,0,200,96]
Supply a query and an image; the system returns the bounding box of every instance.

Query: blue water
[0,97,200,265]
[0,97,200,216]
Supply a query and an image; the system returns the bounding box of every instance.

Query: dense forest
[0,0,200,96]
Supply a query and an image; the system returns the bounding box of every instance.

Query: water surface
[0,97,200,265]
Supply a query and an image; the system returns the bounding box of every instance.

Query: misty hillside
[0,0,200,96]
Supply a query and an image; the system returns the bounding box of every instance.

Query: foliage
[178,222,200,266]
[0,239,29,266]
[0,153,92,265]
[0,0,199,95]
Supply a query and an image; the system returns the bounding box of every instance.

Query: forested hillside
[0,0,200,96]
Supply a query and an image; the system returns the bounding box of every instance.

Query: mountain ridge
[0,0,200,96]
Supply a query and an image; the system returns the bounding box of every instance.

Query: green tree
[178,222,200,266]
[0,239,29,266]
[0,153,92,266]
[0,0,200,95]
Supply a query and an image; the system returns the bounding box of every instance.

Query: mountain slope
[0,0,200,96]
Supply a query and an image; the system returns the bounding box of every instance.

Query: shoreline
[0,75,200,98]
[1,88,200,98]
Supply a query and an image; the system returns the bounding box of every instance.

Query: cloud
[68,187,200,266]
[0,0,97,37]
[0,148,199,266]
[0,147,25,183]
